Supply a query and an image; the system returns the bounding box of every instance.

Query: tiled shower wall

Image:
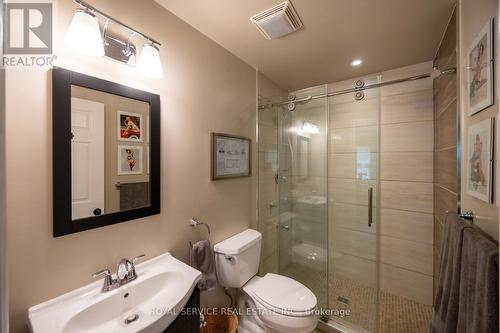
[379,62,435,305]
[328,62,435,306]
[433,10,458,295]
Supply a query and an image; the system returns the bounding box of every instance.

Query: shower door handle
[368,187,373,227]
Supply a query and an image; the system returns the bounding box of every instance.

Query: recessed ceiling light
[351,59,363,67]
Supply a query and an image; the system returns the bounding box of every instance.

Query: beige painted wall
[459,0,499,239]
[258,73,287,99]
[5,0,256,331]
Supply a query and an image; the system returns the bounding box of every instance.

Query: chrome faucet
[93,254,145,292]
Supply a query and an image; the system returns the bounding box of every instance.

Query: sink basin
[28,253,202,333]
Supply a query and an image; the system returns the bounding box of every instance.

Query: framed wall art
[466,118,494,202]
[467,19,494,116]
[211,133,251,180]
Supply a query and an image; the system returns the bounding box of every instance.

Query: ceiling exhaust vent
[250,1,303,40]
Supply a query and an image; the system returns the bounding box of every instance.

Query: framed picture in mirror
[52,67,160,237]
[118,110,143,142]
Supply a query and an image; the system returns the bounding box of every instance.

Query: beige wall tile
[380,236,433,275]
[329,202,376,235]
[260,254,279,275]
[433,246,440,296]
[434,185,457,223]
[330,125,378,154]
[259,151,278,181]
[436,147,457,193]
[433,217,443,251]
[329,153,356,179]
[380,62,432,97]
[437,100,457,150]
[380,209,433,244]
[381,152,433,182]
[434,70,457,114]
[292,176,328,196]
[381,78,433,97]
[330,251,377,288]
[381,62,433,82]
[258,123,277,152]
[329,153,378,180]
[330,179,378,206]
[381,181,433,213]
[380,263,434,305]
[381,121,434,152]
[292,153,326,178]
[261,227,278,261]
[332,228,377,260]
[258,206,278,233]
[329,98,378,129]
[381,90,433,124]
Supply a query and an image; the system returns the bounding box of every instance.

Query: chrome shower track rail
[258,68,456,109]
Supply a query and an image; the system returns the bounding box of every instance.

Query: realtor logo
[3,2,52,54]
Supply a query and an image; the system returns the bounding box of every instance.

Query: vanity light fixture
[66,0,163,78]
[65,9,105,56]
[137,42,164,79]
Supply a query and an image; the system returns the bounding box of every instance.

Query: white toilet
[214,229,318,333]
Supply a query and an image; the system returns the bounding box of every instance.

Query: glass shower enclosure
[258,78,381,332]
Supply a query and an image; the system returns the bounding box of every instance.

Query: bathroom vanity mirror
[52,68,160,237]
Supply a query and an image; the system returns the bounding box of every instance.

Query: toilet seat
[241,274,318,333]
[243,273,317,316]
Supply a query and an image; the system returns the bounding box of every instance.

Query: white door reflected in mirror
[71,97,105,220]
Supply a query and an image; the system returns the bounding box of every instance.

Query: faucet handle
[93,268,111,278]
[128,254,145,280]
[132,254,145,265]
[93,268,114,292]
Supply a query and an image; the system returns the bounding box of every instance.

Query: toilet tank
[213,229,262,288]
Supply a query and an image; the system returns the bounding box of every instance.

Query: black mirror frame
[52,67,161,237]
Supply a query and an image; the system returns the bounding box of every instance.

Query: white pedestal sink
[28,253,202,333]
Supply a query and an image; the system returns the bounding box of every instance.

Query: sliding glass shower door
[326,76,380,332]
[258,77,381,333]
[277,85,329,310]
[276,78,380,332]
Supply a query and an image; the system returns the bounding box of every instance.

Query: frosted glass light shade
[137,43,164,79]
[65,10,104,57]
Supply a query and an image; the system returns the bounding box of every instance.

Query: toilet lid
[249,274,317,314]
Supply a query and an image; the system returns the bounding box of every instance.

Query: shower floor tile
[281,263,432,333]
